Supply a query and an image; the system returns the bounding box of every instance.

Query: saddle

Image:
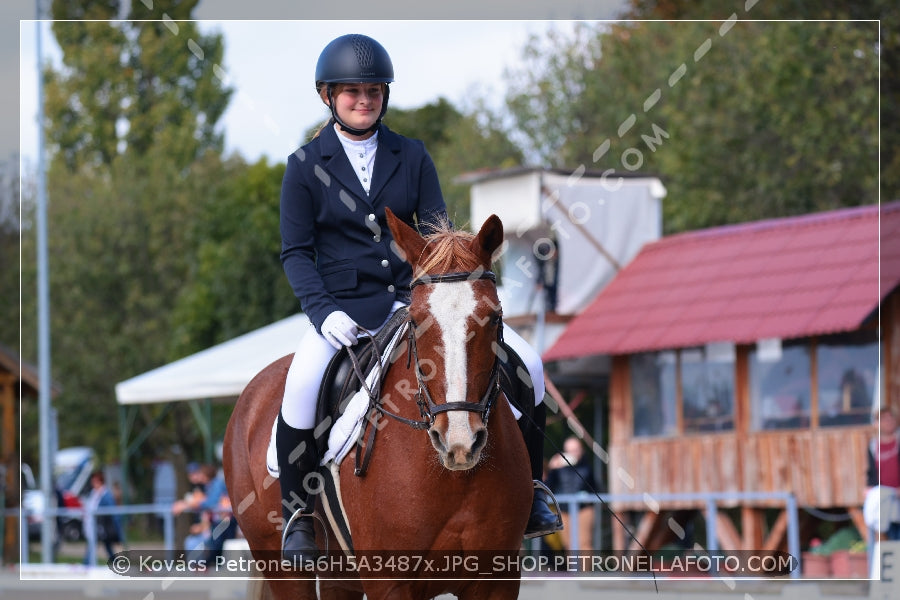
[312,308,409,458]
[312,308,535,459]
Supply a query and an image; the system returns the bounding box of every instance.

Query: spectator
[546,437,597,550]
[866,408,900,536]
[864,407,900,576]
[173,463,236,561]
[83,470,121,564]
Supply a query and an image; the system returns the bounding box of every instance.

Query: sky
[11,1,630,170]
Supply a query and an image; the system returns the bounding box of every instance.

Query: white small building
[464,167,666,365]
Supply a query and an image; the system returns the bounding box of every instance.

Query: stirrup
[282,509,329,557]
[524,480,563,540]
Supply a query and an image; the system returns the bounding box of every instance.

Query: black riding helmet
[315,34,394,136]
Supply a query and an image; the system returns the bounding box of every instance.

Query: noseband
[377,270,503,431]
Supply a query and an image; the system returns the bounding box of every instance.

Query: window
[631,351,677,437]
[817,331,878,427]
[750,342,811,430]
[682,347,735,433]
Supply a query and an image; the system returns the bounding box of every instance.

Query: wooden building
[0,344,57,564]
[543,201,900,554]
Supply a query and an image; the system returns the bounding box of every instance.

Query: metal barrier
[552,490,801,579]
[12,503,178,566]
[13,490,800,577]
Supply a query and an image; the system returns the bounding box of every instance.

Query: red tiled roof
[543,201,900,361]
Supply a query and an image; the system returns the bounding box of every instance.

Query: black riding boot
[518,402,563,538]
[276,413,319,562]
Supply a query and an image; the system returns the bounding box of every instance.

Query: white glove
[321,311,359,350]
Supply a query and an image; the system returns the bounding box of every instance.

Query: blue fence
[545,490,800,579]
[12,503,177,566]
[14,489,801,578]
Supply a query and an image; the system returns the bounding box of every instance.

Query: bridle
[375,269,503,431]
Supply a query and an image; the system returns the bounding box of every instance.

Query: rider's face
[330,83,384,139]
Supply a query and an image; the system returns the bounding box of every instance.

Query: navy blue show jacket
[280,122,448,333]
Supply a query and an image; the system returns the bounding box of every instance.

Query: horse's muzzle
[429,420,488,471]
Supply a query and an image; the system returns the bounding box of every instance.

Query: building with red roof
[542,201,899,566]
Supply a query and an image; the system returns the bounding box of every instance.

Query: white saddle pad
[266,325,407,477]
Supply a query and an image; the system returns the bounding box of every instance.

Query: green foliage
[46,0,231,172]
[624,0,897,209]
[0,161,22,353]
[385,99,525,226]
[21,0,239,473]
[505,19,881,231]
[170,157,294,356]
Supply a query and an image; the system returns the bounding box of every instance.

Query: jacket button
[367,213,376,221]
[381,260,389,267]
[387,285,395,293]
[373,235,381,242]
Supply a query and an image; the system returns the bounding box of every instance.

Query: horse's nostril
[473,428,487,453]
[428,429,445,451]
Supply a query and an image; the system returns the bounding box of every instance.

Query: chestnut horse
[224,209,532,599]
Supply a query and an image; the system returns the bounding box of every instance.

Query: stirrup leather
[524,480,563,540]
[281,509,329,556]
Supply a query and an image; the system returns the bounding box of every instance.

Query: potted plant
[802,538,830,577]
[830,540,868,578]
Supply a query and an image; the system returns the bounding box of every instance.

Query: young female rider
[276,33,560,559]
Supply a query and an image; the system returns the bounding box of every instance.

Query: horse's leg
[356,582,416,600]
[318,580,364,600]
[264,577,317,600]
[455,579,521,600]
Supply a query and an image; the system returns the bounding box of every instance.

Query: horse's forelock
[414,227,482,279]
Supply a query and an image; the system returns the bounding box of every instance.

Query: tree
[384,99,525,224]
[26,0,234,471]
[0,156,22,350]
[169,157,294,357]
[505,19,880,232]
[622,0,897,207]
[46,0,230,172]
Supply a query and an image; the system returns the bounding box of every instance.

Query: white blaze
[427,281,477,446]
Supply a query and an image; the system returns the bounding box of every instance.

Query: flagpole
[35,0,55,564]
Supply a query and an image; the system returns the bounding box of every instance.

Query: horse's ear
[473,214,504,267]
[385,207,426,266]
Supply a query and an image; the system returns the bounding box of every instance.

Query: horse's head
[385,207,505,471]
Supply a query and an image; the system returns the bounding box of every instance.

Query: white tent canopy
[115,314,310,405]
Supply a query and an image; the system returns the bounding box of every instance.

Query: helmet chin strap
[326,84,390,136]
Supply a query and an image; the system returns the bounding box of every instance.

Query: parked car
[21,463,50,541]
[23,447,97,542]
[54,447,96,499]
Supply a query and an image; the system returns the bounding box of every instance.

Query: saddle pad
[266,323,407,477]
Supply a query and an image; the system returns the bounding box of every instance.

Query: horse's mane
[414,218,482,279]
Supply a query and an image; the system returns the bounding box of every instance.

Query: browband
[409,270,496,289]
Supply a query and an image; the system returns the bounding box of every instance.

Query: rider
[276,33,560,560]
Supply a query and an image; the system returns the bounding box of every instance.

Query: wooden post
[714,511,743,551]
[0,373,17,564]
[742,506,766,550]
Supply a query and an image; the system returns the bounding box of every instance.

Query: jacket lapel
[367,126,401,204]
